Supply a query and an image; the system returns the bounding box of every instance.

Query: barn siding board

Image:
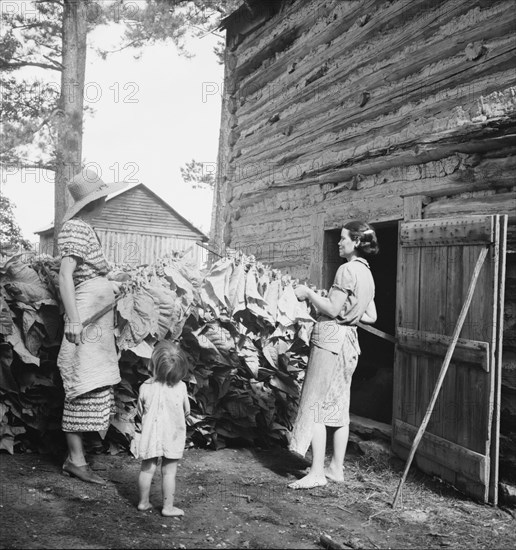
[213,0,516,496]
[95,229,205,266]
[92,186,202,239]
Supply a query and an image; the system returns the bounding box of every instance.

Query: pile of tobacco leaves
[0,250,319,456]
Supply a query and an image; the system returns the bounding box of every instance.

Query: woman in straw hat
[57,169,127,484]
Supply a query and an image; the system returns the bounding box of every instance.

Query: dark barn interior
[324,224,398,425]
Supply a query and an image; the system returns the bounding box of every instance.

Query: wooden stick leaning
[391,246,489,508]
[81,292,124,328]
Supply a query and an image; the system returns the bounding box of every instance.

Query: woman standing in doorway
[288,220,379,489]
[57,169,127,484]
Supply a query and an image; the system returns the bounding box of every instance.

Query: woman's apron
[57,277,120,400]
[288,319,360,457]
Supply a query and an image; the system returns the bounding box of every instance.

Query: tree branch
[0,160,56,172]
[0,109,60,156]
[0,58,62,71]
[96,35,151,56]
[42,54,63,68]
[12,23,52,30]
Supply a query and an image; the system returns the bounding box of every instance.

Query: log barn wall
[211,0,516,485]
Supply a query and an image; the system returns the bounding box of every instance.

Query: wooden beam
[397,327,490,371]
[400,216,495,247]
[357,322,396,344]
[350,413,392,442]
[403,196,426,221]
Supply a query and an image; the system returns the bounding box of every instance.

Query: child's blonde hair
[150,340,189,386]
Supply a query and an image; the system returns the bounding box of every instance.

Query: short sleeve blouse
[57,218,110,287]
[330,257,375,325]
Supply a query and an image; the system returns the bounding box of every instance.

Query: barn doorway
[323,223,398,424]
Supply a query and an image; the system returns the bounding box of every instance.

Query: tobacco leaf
[6,324,40,366]
[226,262,246,314]
[0,294,13,335]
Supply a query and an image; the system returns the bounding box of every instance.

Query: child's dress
[132,379,188,460]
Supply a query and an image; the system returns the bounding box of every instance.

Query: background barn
[36,183,208,267]
[210,0,516,504]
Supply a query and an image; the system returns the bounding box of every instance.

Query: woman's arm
[294,285,347,318]
[183,387,194,426]
[134,391,144,434]
[183,390,190,417]
[58,256,83,344]
[360,299,377,325]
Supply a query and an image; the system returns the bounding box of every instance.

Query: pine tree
[0,0,239,250]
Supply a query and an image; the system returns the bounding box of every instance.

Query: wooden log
[320,533,350,550]
[349,413,392,442]
[232,129,516,198]
[236,13,515,151]
[236,0,503,116]
[401,156,516,199]
[424,191,516,219]
[214,0,516,266]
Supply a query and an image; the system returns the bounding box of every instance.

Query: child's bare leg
[161,458,184,517]
[325,425,348,482]
[138,458,158,511]
[288,423,327,489]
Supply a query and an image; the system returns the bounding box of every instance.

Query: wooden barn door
[392,215,507,504]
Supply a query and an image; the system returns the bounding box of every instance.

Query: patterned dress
[289,257,375,457]
[57,218,119,433]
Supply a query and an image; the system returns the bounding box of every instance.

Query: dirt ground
[1,444,515,550]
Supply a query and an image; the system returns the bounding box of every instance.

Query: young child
[133,340,191,516]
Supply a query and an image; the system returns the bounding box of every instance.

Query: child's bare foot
[137,502,153,511]
[325,464,344,482]
[162,506,184,517]
[288,472,327,490]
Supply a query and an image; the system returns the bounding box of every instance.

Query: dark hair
[150,340,189,386]
[76,197,105,217]
[343,220,379,258]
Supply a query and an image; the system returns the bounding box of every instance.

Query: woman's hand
[294,285,311,301]
[185,413,195,427]
[64,319,83,344]
[111,281,123,295]
[360,299,377,325]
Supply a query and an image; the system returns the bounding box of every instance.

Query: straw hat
[62,169,128,222]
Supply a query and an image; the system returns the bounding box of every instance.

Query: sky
[1,15,225,245]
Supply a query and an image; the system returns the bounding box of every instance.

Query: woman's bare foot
[288,472,327,490]
[137,502,153,511]
[325,464,344,482]
[162,506,184,517]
